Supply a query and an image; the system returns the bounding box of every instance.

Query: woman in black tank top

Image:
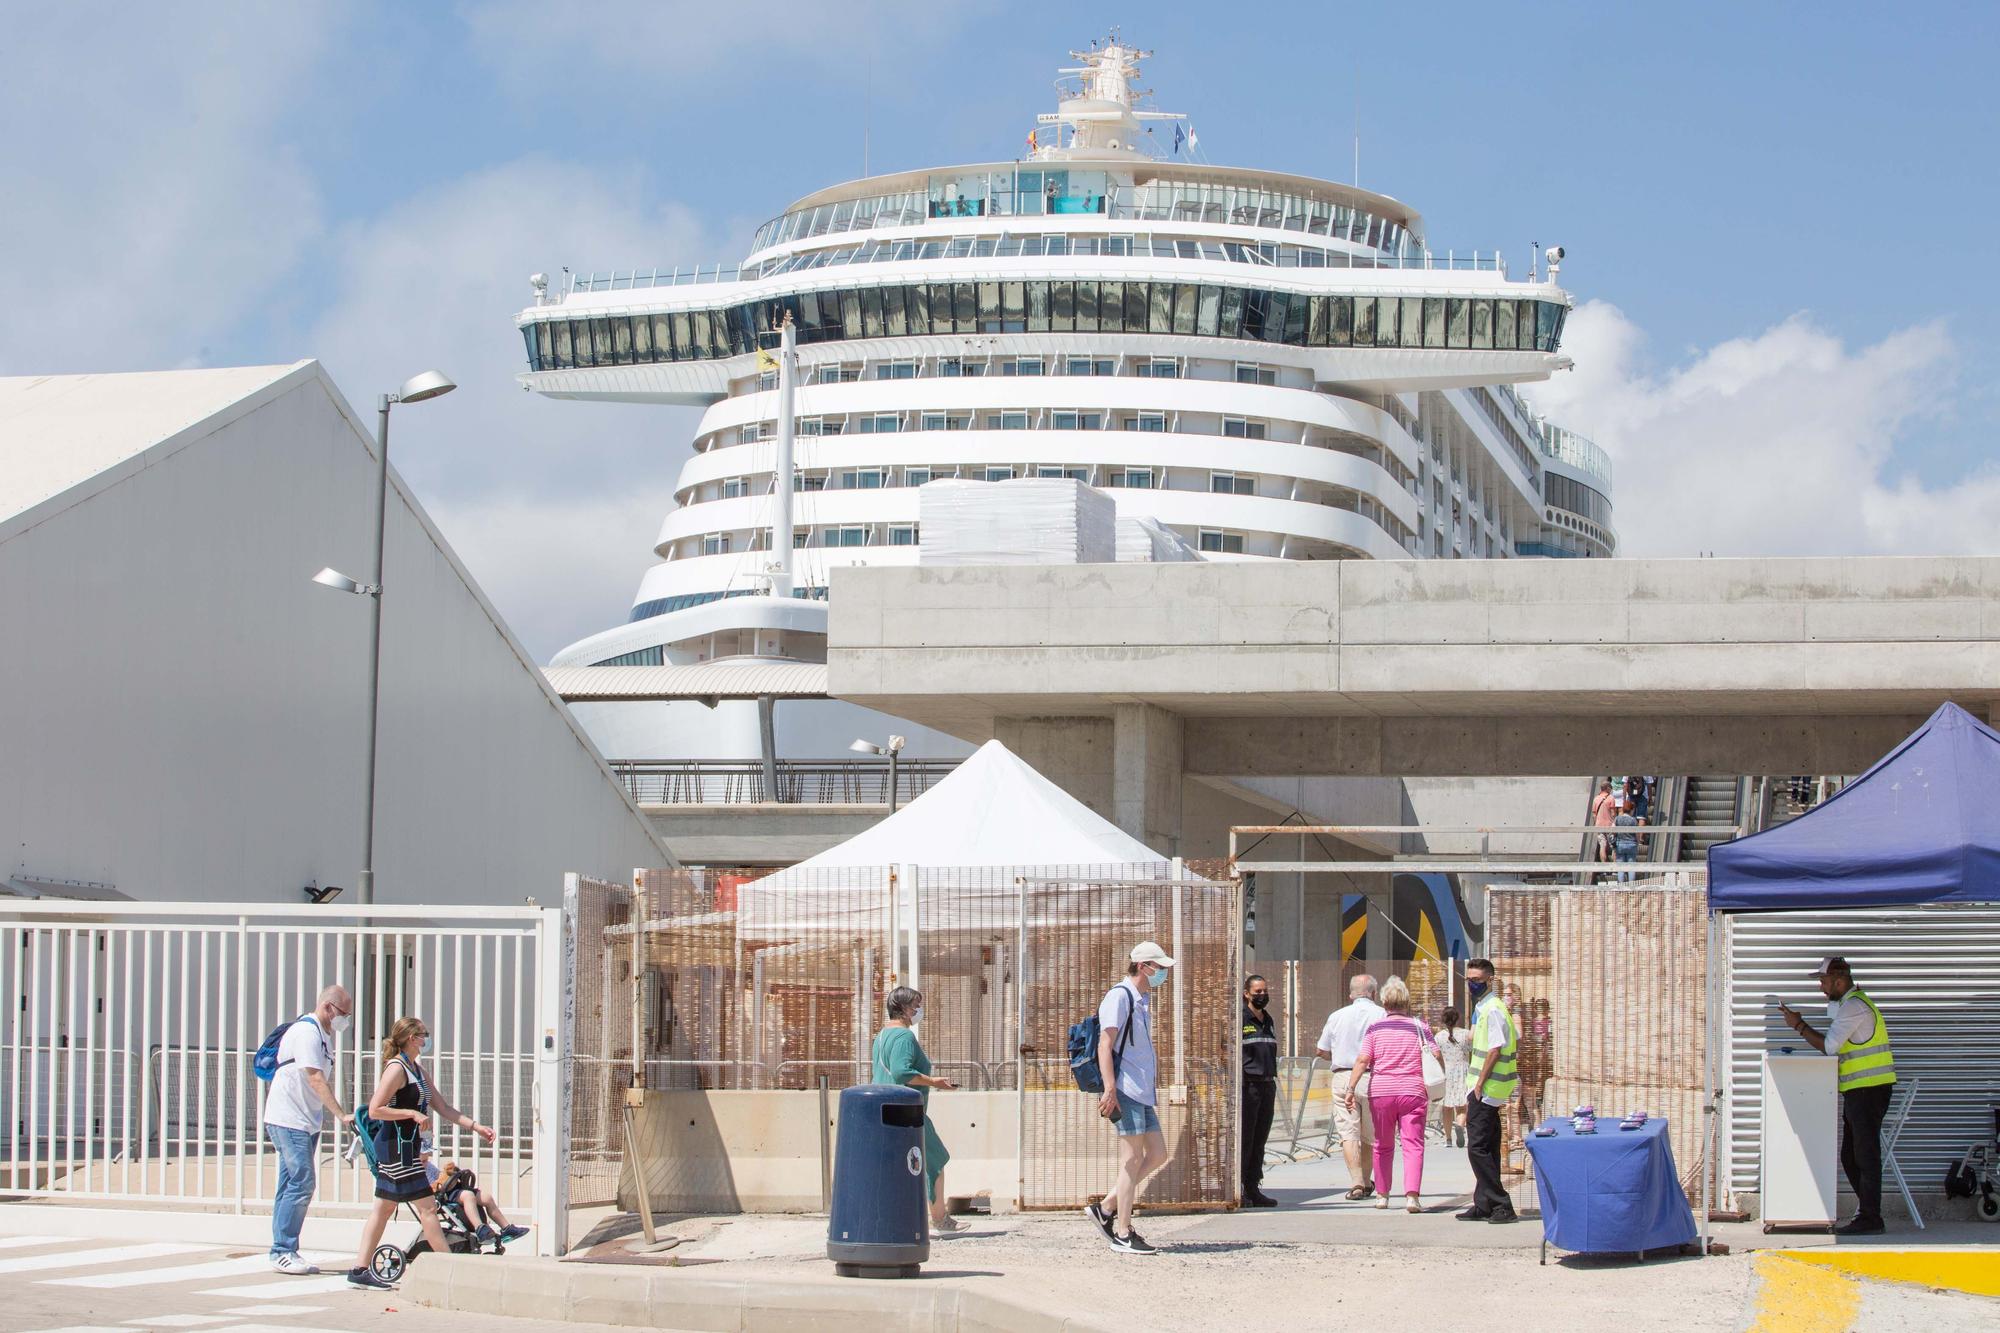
[345,1016,497,1290]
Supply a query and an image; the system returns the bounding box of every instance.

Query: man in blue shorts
[1085,942,1175,1256]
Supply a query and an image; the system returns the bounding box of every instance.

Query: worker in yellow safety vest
[1456,957,1519,1224]
[1779,955,1898,1235]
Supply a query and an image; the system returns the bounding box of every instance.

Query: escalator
[1676,775,1742,861]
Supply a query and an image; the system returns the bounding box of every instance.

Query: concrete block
[567,1267,655,1328]
[1802,598,1983,642]
[740,1275,943,1333]
[1626,599,1805,644]
[641,1274,748,1332]
[496,1261,574,1323]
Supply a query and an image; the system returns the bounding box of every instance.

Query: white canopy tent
[737,739,1187,939]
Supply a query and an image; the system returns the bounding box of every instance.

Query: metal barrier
[0,900,565,1253]
[611,758,959,806]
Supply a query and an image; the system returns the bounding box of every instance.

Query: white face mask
[419,1036,433,1055]
[910,1009,923,1026]
[331,1014,352,1035]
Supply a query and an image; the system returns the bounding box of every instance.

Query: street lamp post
[850,735,907,811]
[313,369,455,905]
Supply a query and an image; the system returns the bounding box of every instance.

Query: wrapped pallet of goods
[1115,515,1203,563]
[918,477,1116,565]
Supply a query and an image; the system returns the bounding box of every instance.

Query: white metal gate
[0,900,567,1253]
[1724,904,2000,1201]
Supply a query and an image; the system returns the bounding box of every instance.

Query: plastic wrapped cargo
[918,477,1116,565]
[1116,515,1203,563]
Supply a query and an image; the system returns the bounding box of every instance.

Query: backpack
[252,1014,310,1082]
[1068,984,1137,1093]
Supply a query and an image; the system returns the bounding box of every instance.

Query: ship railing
[611,757,961,806]
[567,265,743,295]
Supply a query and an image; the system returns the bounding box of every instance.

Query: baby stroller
[350,1114,510,1283]
[1944,1106,2000,1223]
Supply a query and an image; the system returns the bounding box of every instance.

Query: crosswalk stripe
[43,1249,343,1289]
[122,1318,234,1328]
[0,1235,70,1250]
[22,1326,129,1332]
[219,1306,326,1316]
[216,1326,353,1333]
[198,1275,354,1299]
[0,1243,211,1275]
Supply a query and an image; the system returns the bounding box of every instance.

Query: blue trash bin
[827,1084,929,1278]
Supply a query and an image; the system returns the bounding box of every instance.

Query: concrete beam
[1113,703,1184,856]
[642,805,886,867]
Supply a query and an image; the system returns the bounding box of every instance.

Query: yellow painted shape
[1750,1252,1860,1332]
[1415,913,1441,964]
[1779,1248,2000,1299]
[1340,914,1365,963]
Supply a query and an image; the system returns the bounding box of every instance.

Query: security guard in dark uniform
[1242,974,1280,1207]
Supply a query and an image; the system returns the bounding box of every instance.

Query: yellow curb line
[1775,1249,2000,1300]
[1750,1253,1859,1332]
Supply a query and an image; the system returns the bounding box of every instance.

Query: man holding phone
[1777,956,1898,1235]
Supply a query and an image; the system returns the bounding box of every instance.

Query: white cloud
[1525,302,1997,557]
[0,3,335,373]
[305,157,708,659]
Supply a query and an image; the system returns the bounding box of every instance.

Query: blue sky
[8,1,1998,656]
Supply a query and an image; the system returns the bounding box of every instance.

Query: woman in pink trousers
[1344,976,1439,1213]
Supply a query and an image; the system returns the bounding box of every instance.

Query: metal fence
[610,759,959,806]
[0,899,563,1250]
[571,861,1241,1211]
[1484,881,1719,1205]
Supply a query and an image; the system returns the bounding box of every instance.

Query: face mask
[1149,965,1170,988]
[1467,979,1490,1003]
[331,1014,352,1035]
[1248,994,1269,1010]
[910,1010,923,1026]
[420,1037,433,1055]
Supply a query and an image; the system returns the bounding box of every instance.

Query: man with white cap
[1778,956,1898,1234]
[1084,941,1175,1255]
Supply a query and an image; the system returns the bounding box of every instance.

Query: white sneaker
[271,1252,320,1275]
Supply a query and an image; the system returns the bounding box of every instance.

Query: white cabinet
[1761,1053,1838,1229]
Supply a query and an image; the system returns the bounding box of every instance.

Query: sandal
[933,1215,967,1234]
[1344,1186,1373,1201]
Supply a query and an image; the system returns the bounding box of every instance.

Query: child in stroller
[364,1134,528,1283]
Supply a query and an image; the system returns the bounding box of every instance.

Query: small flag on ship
[756,347,779,373]
[1172,124,1185,155]
[1026,128,1037,151]
[1187,126,1199,152]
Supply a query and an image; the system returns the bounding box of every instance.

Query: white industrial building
[0,361,672,905]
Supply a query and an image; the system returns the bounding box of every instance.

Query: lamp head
[394,369,457,404]
[849,739,883,755]
[312,567,362,594]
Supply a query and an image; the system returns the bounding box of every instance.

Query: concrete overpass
[826,556,2000,853]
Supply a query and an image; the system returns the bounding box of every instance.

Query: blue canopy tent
[1698,701,2000,1247]
[1709,701,2000,912]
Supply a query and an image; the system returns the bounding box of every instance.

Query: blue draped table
[1524,1117,1698,1261]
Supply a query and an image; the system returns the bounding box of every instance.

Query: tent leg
[1701,910,1717,1257]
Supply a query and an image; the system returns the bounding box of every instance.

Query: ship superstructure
[515,40,1613,760]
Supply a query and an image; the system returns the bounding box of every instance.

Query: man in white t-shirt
[263,985,351,1273]
[1085,942,1175,1256]
[1315,974,1384,1198]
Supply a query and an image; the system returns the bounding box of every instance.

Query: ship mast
[768,314,797,600]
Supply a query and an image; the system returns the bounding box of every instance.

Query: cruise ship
[515,40,1616,763]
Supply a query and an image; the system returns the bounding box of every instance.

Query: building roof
[543,662,830,702]
[0,362,312,545]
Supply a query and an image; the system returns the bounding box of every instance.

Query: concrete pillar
[1364,890,1394,979]
[993,715,1114,819]
[1112,703,1184,858]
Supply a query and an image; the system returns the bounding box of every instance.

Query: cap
[1130,941,1176,968]
[1812,956,1850,977]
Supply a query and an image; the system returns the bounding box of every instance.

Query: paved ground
[0,1235,633,1333]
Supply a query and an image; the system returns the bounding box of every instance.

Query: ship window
[1495,298,1517,348]
[1470,299,1493,349]
[1135,358,1178,378]
[842,470,885,489]
[1197,285,1222,338]
[1537,301,1562,351]
[1051,281,1075,332]
[1124,415,1167,433]
[1285,291,1309,344]
[722,477,749,498]
[1038,465,1091,480]
[1002,357,1044,377]
[1222,418,1266,440]
[1401,297,1424,349]
[883,286,908,337]
[1150,281,1174,334]
[889,526,918,546]
[975,282,1000,331]
[983,467,1016,481]
[1001,280,1026,331]
[1173,282,1198,336]
[1210,472,1254,495]
[632,317,652,359]
[1353,294,1377,347]
[856,414,900,433]
[1423,298,1446,348]
[877,361,916,380]
[956,282,977,330]
[1051,411,1102,430]
[1235,363,1278,385]
[701,534,729,556]
[1107,468,1154,488]
[1076,280,1099,332]
[1027,280,1050,332]
[1447,298,1470,349]
[832,526,870,547]
[907,468,933,485]
[1307,296,1330,347]
[986,412,1029,430]
[1199,530,1245,553]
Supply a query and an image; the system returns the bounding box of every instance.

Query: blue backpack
[253,1014,311,1082]
[1068,985,1136,1093]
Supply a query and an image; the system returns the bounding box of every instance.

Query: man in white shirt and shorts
[263,985,351,1273]
[1085,942,1175,1256]
[1316,974,1384,1199]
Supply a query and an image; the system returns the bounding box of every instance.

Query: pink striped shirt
[1358,1015,1439,1098]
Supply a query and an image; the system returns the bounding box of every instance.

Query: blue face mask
[1149,965,1171,989]
[1467,979,1490,1004]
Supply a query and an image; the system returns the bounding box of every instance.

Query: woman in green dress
[871,985,963,1233]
